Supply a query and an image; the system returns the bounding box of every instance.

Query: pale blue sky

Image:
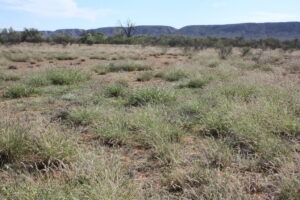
[0,0,299,30]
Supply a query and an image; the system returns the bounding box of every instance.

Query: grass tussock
[0,120,77,168]
[0,72,20,81]
[4,84,40,98]
[126,86,176,106]
[54,54,78,61]
[180,76,214,88]
[94,63,151,75]
[136,72,153,82]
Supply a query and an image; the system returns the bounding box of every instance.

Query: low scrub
[95,107,182,164]
[4,84,40,98]
[46,68,90,85]
[54,55,78,61]
[67,108,100,126]
[161,70,188,82]
[0,73,20,81]
[218,46,233,59]
[108,63,151,72]
[180,76,213,88]
[104,83,126,97]
[0,120,77,168]
[126,87,176,106]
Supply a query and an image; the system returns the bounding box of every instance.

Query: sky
[0,0,299,31]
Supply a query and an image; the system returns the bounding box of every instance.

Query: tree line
[1,27,300,50]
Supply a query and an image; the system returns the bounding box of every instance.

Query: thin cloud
[0,0,111,21]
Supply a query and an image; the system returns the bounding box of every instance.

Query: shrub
[137,72,153,82]
[54,55,78,61]
[26,76,51,87]
[93,64,110,75]
[105,83,126,97]
[0,120,77,167]
[221,85,258,102]
[163,70,188,82]
[94,107,182,164]
[127,87,176,106]
[108,63,151,72]
[181,76,213,88]
[0,73,20,81]
[4,84,40,98]
[67,108,99,126]
[46,68,90,85]
[241,47,251,57]
[208,62,219,68]
[218,46,233,59]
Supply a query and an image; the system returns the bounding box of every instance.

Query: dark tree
[119,19,136,38]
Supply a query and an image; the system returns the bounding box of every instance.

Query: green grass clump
[67,108,99,126]
[163,70,188,82]
[0,120,77,167]
[127,87,176,106]
[137,72,153,82]
[93,64,110,75]
[46,68,90,85]
[105,83,126,97]
[4,84,40,98]
[208,62,220,68]
[54,55,78,60]
[94,63,151,74]
[108,63,151,72]
[221,84,258,102]
[181,76,213,88]
[0,73,20,81]
[95,107,182,164]
[26,76,51,87]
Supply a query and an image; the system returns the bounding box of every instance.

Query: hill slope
[40,22,300,40]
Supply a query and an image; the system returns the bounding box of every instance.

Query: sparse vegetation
[136,72,153,82]
[45,68,90,85]
[127,87,176,106]
[0,44,299,200]
[4,84,40,98]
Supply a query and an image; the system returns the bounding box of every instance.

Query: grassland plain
[0,43,299,200]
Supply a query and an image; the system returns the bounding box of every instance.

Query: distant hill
[40,22,300,40]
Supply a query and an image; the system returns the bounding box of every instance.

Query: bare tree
[119,19,136,38]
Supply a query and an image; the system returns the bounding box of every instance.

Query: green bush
[26,76,51,87]
[218,46,233,59]
[0,120,77,167]
[127,87,176,106]
[108,63,151,72]
[54,55,78,61]
[93,64,110,75]
[4,84,40,98]
[46,68,90,85]
[241,47,251,57]
[208,62,220,68]
[67,108,99,126]
[181,76,213,88]
[105,83,126,97]
[0,73,20,81]
[163,70,188,82]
